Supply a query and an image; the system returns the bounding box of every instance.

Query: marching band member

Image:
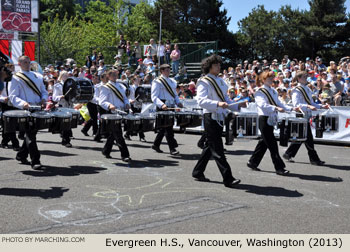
[282,70,329,166]
[247,70,299,175]
[0,64,20,151]
[8,55,48,170]
[192,55,243,188]
[151,64,183,155]
[81,73,100,138]
[99,69,131,162]
[124,74,146,142]
[93,72,107,142]
[52,70,73,147]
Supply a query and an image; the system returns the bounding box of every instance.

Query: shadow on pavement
[127,158,179,169]
[21,165,107,177]
[40,150,77,157]
[0,187,69,199]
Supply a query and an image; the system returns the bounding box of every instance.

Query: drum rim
[3,110,31,117]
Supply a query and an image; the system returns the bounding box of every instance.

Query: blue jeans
[172,60,179,75]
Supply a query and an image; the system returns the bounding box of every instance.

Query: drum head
[63,77,94,103]
[31,111,52,118]
[3,110,31,117]
[123,114,141,120]
[135,85,152,103]
[101,114,122,120]
[288,117,307,123]
[52,111,72,118]
[58,108,80,115]
[157,111,174,115]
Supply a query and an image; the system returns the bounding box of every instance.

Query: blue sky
[221,0,350,32]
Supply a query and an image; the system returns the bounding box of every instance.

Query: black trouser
[1,103,19,148]
[192,113,235,185]
[82,102,98,135]
[249,116,285,171]
[284,123,320,162]
[16,128,40,166]
[61,130,72,144]
[154,125,178,150]
[94,106,106,140]
[102,122,130,158]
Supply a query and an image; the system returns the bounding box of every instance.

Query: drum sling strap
[296,86,312,105]
[158,77,176,98]
[203,76,225,102]
[15,72,42,98]
[106,83,125,103]
[259,88,278,106]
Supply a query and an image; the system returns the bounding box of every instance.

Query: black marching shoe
[16,156,30,165]
[32,164,43,170]
[310,160,325,166]
[247,161,261,171]
[1,143,10,148]
[124,134,131,141]
[224,179,241,188]
[13,146,20,151]
[170,149,179,155]
[62,142,72,148]
[122,157,131,162]
[81,130,89,136]
[193,175,210,182]
[102,151,112,159]
[139,137,147,142]
[276,169,290,176]
[152,145,163,153]
[282,153,295,163]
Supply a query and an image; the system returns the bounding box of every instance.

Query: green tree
[40,0,82,22]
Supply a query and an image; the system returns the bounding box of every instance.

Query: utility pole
[158,9,163,70]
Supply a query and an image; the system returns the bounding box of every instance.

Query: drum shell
[175,112,192,127]
[123,115,141,132]
[49,112,72,134]
[187,112,203,128]
[30,111,53,130]
[140,116,155,132]
[58,108,80,128]
[321,115,338,132]
[287,118,307,141]
[156,111,175,128]
[3,110,30,133]
[0,111,2,128]
[100,114,122,134]
[234,113,258,137]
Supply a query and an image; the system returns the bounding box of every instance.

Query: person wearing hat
[283,70,330,166]
[113,54,122,68]
[151,64,183,155]
[192,55,244,187]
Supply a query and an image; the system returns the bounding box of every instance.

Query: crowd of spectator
[41,38,350,107]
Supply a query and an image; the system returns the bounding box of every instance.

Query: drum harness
[15,72,43,109]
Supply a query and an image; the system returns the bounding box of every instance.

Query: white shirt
[52,81,70,107]
[157,45,165,57]
[91,83,102,105]
[151,74,180,108]
[291,83,321,113]
[9,70,48,109]
[196,73,239,114]
[99,80,129,111]
[255,84,292,116]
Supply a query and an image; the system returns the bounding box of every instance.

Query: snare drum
[156,111,175,128]
[281,117,308,142]
[175,111,192,127]
[2,110,31,133]
[49,111,72,134]
[234,112,258,138]
[321,113,339,132]
[140,115,155,132]
[100,114,122,135]
[58,108,80,128]
[30,111,53,130]
[123,114,141,132]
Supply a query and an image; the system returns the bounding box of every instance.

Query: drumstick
[64,88,72,97]
[135,95,140,100]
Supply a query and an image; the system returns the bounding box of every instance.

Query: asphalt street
[0,127,349,234]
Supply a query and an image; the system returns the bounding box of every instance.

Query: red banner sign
[1,0,32,32]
